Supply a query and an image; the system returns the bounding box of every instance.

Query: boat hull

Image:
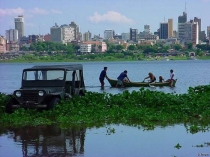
[107,78,177,87]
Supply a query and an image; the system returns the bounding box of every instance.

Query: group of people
[143,69,175,87]
[99,67,176,88]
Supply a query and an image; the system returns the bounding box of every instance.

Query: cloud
[0,7,25,16]
[89,11,133,24]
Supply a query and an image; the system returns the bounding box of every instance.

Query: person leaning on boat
[116,70,130,87]
[166,69,176,87]
[143,72,156,83]
[99,67,108,88]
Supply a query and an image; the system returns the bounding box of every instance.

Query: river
[0,60,210,157]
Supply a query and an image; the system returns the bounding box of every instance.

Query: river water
[1,60,210,157]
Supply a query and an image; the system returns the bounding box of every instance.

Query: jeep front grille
[22,91,39,103]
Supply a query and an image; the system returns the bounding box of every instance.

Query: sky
[0,0,210,37]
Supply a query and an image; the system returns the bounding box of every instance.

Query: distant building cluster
[0,11,210,54]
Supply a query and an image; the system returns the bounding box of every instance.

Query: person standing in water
[99,67,108,89]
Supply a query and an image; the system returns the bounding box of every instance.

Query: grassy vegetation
[1,85,210,133]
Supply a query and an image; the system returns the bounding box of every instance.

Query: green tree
[20,46,29,51]
[187,43,193,49]
[127,45,136,51]
[174,44,182,50]
[115,45,124,51]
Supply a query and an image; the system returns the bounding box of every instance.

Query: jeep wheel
[79,90,85,96]
[5,98,15,113]
[48,97,60,109]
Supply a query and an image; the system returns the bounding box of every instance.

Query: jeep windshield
[23,70,65,81]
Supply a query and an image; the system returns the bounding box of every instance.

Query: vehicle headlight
[16,91,21,97]
[38,91,44,96]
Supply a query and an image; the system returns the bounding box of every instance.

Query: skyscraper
[130,28,138,42]
[178,12,187,23]
[14,15,24,40]
[194,17,201,40]
[83,31,91,41]
[178,12,187,40]
[104,30,115,39]
[168,19,173,37]
[144,25,150,34]
[160,22,168,39]
[69,22,80,40]
[207,26,210,37]
[6,29,18,42]
[50,23,75,44]
[192,22,199,45]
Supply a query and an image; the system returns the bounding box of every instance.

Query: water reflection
[4,125,85,157]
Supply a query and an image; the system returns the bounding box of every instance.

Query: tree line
[20,41,210,56]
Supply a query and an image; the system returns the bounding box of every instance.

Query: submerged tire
[47,97,60,110]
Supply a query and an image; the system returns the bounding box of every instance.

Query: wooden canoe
[107,77,177,87]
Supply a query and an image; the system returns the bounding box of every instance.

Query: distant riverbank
[1,55,209,63]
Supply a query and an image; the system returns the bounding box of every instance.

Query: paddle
[149,83,156,88]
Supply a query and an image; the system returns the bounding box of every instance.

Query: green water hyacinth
[1,85,210,132]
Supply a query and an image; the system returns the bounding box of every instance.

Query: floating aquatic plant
[1,85,210,132]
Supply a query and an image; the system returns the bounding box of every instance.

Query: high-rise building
[130,28,138,42]
[104,30,115,39]
[194,17,201,40]
[83,31,91,41]
[50,23,75,44]
[144,25,150,34]
[160,22,168,39]
[14,15,24,40]
[192,22,199,45]
[178,12,187,40]
[121,33,130,41]
[180,21,199,45]
[6,29,18,42]
[69,22,80,40]
[178,12,187,23]
[168,19,173,37]
[207,26,210,37]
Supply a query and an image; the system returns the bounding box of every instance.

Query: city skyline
[0,0,210,37]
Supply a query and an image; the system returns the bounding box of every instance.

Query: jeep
[6,64,85,113]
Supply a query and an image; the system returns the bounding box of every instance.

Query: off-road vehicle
[6,64,85,112]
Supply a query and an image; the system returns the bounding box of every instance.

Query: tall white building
[62,25,75,43]
[14,15,24,40]
[104,30,115,39]
[6,29,18,42]
[50,24,75,44]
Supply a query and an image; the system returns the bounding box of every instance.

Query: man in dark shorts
[116,70,130,87]
[99,67,108,89]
